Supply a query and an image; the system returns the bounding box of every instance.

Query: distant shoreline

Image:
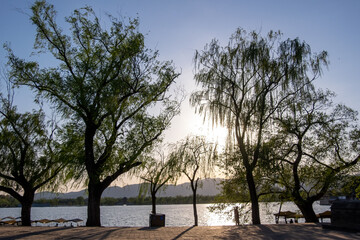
[0,195,217,208]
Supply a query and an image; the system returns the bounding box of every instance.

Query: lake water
[0,201,330,227]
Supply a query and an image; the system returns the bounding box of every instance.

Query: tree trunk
[151,192,157,214]
[295,200,318,223]
[246,170,261,225]
[84,124,103,227]
[20,191,34,226]
[191,180,198,226]
[192,191,198,226]
[86,182,103,226]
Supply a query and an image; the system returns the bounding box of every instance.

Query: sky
[0,0,360,188]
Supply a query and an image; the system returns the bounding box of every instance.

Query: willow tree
[139,149,178,215]
[266,89,360,222]
[7,1,180,226]
[171,136,216,226]
[191,28,328,224]
[0,96,66,226]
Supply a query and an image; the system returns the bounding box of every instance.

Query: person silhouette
[234,206,240,226]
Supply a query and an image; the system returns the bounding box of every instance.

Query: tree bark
[86,182,103,226]
[151,192,157,214]
[84,124,103,227]
[20,191,34,226]
[295,200,318,223]
[192,191,198,226]
[191,180,198,226]
[246,170,261,225]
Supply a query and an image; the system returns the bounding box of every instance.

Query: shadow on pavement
[219,224,359,240]
[0,227,67,240]
[172,226,195,239]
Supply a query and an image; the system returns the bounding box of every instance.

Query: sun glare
[182,115,229,149]
[205,126,228,147]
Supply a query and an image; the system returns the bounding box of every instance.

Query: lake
[0,201,330,226]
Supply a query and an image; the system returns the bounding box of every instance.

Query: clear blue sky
[1,0,359,147]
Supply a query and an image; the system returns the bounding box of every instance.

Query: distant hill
[35,178,222,200]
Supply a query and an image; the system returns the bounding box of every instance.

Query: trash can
[331,200,360,231]
[149,213,165,227]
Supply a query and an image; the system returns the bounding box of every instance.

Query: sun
[205,125,229,147]
[184,116,229,148]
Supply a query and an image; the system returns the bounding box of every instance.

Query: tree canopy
[7,0,180,226]
[139,147,179,215]
[266,88,360,222]
[191,28,328,224]
[2,0,358,227]
[0,93,66,225]
[171,135,217,226]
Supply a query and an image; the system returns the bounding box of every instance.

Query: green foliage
[132,195,216,205]
[30,195,216,206]
[191,28,329,224]
[6,0,181,226]
[259,86,360,222]
[171,136,217,183]
[0,195,19,207]
[210,177,285,219]
[215,178,250,204]
[0,97,66,198]
[329,175,360,199]
[0,90,68,225]
[269,89,359,200]
[101,197,118,206]
[7,0,180,184]
[138,147,180,213]
[170,135,217,225]
[139,148,179,196]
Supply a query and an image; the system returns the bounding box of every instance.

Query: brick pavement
[0,224,359,239]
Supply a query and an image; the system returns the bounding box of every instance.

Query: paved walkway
[0,224,359,240]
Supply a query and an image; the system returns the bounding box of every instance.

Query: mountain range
[35,178,222,200]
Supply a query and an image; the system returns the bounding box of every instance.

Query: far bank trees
[7,0,180,226]
[191,29,328,224]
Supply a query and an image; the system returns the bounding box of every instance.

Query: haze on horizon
[1,0,359,190]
